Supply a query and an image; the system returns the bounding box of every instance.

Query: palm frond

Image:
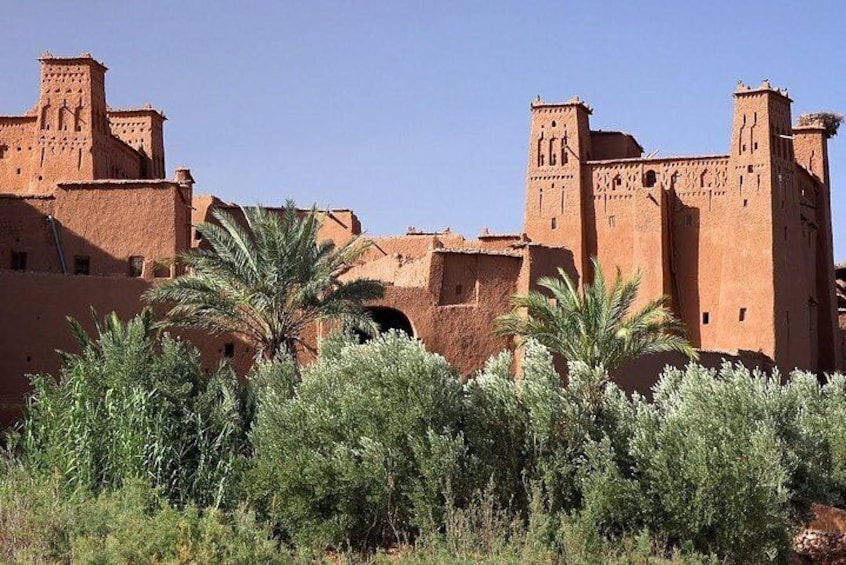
[496,256,697,375]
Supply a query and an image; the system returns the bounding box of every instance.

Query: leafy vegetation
[248,331,467,548]
[496,257,697,382]
[17,309,249,508]
[6,303,846,562]
[145,202,384,361]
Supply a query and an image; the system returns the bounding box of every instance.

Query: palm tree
[145,201,384,364]
[496,257,697,375]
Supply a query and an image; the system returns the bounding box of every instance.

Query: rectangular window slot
[743,199,748,207]
[739,307,747,322]
[128,256,144,278]
[551,217,557,230]
[74,255,90,276]
[11,251,27,272]
[223,342,235,358]
[702,312,710,325]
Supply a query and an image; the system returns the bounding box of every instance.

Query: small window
[74,255,90,275]
[743,199,748,207]
[739,307,747,322]
[455,284,463,295]
[747,164,753,173]
[614,176,622,186]
[128,256,144,278]
[11,251,27,272]
[16,168,21,175]
[608,215,616,228]
[551,217,557,230]
[702,312,710,325]
[194,229,203,241]
[223,342,235,358]
[644,170,657,187]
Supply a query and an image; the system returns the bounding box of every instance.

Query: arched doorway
[356,306,414,342]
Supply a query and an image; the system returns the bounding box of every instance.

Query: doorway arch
[356,306,414,342]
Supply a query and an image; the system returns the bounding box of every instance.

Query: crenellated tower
[108,107,166,179]
[523,97,592,279]
[36,52,109,186]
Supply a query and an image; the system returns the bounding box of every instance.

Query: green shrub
[463,341,640,517]
[18,310,249,508]
[249,331,467,548]
[465,349,835,562]
[0,464,285,564]
[626,363,793,561]
[387,490,716,565]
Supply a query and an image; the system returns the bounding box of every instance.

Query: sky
[2,1,845,259]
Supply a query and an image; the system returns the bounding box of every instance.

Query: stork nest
[798,112,844,138]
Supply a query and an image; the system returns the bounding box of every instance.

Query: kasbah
[1,52,844,423]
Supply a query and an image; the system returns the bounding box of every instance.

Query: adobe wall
[191,195,360,250]
[0,270,253,426]
[55,182,191,277]
[0,195,61,272]
[589,131,642,161]
[0,116,40,193]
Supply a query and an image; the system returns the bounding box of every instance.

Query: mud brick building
[0,53,842,422]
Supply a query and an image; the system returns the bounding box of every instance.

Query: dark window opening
[702,312,710,325]
[747,164,753,173]
[614,176,622,186]
[551,217,557,230]
[194,229,204,241]
[739,307,747,322]
[355,307,414,343]
[644,170,657,187]
[743,199,748,207]
[223,342,235,358]
[74,255,90,275]
[11,251,27,272]
[128,256,144,277]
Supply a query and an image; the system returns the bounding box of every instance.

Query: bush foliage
[249,331,467,548]
[18,310,250,508]
[8,313,846,563]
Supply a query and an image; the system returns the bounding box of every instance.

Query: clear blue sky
[3,1,845,259]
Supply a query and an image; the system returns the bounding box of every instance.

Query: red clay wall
[589,131,642,160]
